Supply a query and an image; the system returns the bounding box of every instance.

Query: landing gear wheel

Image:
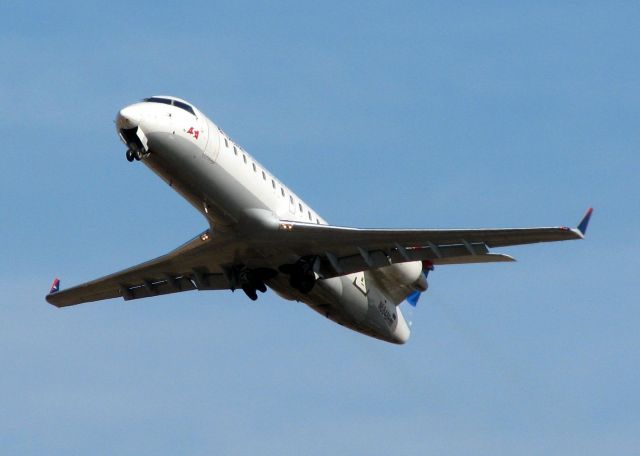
[282,257,319,294]
[133,148,143,161]
[298,278,315,294]
[256,282,267,293]
[289,272,316,294]
[242,285,258,301]
[126,149,135,162]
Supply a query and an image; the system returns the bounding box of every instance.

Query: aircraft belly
[269,273,410,344]
[142,132,410,343]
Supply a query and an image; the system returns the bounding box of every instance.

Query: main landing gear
[242,279,267,301]
[279,256,319,294]
[231,267,277,301]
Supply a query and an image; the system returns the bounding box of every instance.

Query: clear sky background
[1,1,638,455]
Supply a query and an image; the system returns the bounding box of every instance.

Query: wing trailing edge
[272,208,589,279]
[45,230,231,308]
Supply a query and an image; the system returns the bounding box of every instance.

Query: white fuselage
[117,98,418,343]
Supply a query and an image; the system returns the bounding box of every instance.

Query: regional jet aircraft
[46,96,592,344]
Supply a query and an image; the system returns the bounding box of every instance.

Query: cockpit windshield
[173,100,195,116]
[144,97,196,116]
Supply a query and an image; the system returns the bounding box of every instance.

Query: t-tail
[405,261,434,307]
[399,262,432,329]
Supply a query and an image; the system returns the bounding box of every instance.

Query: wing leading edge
[272,208,592,279]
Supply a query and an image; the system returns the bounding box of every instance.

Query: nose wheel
[125,148,144,162]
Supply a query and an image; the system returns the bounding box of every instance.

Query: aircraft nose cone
[116,105,143,130]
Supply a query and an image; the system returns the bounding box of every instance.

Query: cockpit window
[144,97,196,116]
[144,97,172,105]
[173,100,196,116]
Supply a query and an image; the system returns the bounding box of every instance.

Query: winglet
[576,207,594,236]
[49,278,60,294]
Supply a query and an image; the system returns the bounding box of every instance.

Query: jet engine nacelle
[369,260,427,304]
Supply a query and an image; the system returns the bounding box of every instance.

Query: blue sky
[1,1,638,454]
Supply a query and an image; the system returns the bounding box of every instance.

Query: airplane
[45,95,593,344]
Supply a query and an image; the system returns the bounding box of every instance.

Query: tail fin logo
[49,278,60,294]
[406,290,421,307]
[405,266,434,307]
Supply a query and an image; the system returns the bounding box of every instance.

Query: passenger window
[298,203,303,212]
[308,210,312,220]
[233,146,237,155]
[243,154,247,164]
[224,138,228,148]
[290,195,294,204]
[281,188,285,197]
[262,171,266,180]
[252,163,257,172]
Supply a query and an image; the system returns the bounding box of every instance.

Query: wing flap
[432,253,515,265]
[316,242,512,277]
[121,273,229,301]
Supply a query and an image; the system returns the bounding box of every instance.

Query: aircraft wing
[273,208,593,278]
[47,209,592,305]
[46,230,230,307]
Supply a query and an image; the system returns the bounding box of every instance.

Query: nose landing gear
[120,127,148,162]
[125,148,144,162]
